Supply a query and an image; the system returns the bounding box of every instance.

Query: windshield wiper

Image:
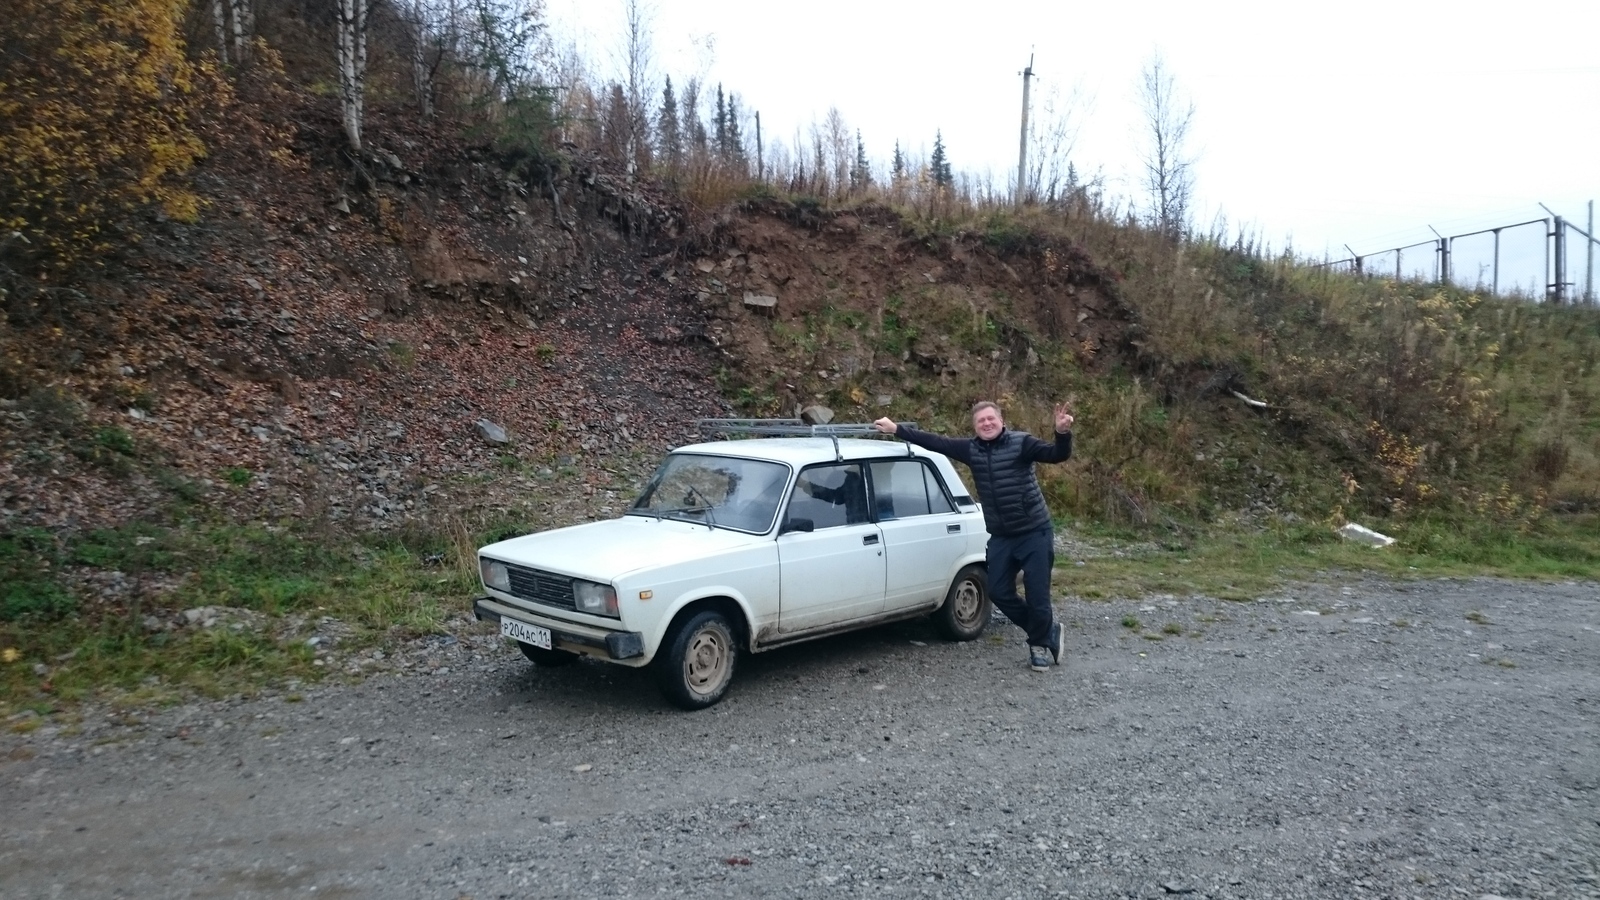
[639,504,719,530]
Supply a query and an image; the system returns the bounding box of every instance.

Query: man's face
[972,406,1004,441]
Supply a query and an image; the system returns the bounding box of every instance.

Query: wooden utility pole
[1016,54,1033,208]
[755,111,764,183]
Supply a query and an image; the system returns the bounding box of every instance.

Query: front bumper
[473,596,645,660]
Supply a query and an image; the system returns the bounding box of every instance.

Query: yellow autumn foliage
[0,0,206,268]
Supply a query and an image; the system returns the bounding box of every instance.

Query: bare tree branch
[1137,52,1195,238]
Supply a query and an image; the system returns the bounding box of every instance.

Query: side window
[869,459,955,520]
[787,464,869,529]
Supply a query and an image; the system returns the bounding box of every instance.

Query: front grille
[505,565,575,610]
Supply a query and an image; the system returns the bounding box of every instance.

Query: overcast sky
[544,0,1599,295]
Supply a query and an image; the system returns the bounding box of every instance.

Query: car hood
[479,516,765,582]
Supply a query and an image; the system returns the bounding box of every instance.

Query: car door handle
[947,524,961,533]
[862,534,879,546]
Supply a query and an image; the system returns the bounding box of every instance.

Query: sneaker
[1028,645,1051,672]
[1048,621,1065,666]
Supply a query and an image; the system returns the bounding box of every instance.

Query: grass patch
[0,528,76,620]
[1057,514,1600,601]
[0,519,492,712]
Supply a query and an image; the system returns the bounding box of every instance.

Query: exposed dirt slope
[1,84,1144,540]
[688,200,1136,424]
[1,92,732,535]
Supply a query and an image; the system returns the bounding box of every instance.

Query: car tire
[656,610,738,710]
[516,641,579,667]
[932,564,989,641]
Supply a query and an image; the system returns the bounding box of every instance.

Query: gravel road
[3,577,1597,900]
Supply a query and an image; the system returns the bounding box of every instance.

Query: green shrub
[94,426,134,455]
[0,528,75,620]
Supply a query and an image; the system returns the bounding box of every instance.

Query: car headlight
[480,558,511,592]
[572,580,619,617]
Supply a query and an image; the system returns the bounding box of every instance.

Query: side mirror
[780,517,814,534]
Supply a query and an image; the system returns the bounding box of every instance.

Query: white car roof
[671,437,937,467]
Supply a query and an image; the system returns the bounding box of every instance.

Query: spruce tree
[850,130,871,193]
[930,130,952,188]
[726,93,747,167]
[891,140,906,183]
[657,76,682,171]
[713,84,728,160]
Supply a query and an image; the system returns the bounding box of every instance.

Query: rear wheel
[656,610,738,710]
[517,641,579,667]
[932,564,989,641]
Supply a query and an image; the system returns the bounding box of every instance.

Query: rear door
[777,463,886,633]
[869,458,969,611]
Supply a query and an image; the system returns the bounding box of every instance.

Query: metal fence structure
[1313,202,1598,304]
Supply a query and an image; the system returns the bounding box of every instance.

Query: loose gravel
[2,577,1596,900]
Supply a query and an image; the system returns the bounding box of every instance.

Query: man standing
[874,402,1075,671]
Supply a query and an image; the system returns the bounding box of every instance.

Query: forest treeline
[1,0,1120,279]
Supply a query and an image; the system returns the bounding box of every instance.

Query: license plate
[501,617,552,650]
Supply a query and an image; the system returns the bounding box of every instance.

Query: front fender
[646,585,773,661]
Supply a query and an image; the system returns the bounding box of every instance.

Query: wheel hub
[685,630,727,693]
[953,580,981,625]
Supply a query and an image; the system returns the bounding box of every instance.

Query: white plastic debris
[1337,522,1395,548]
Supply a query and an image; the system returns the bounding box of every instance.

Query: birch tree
[210,0,253,65]
[403,0,440,118]
[620,0,655,176]
[1136,52,1195,237]
[336,0,370,152]
[824,107,849,198]
[1024,80,1087,206]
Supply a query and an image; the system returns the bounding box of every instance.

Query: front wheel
[517,641,579,667]
[932,564,989,641]
[655,610,738,710]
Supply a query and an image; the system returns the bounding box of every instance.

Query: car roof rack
[695,418,918,462]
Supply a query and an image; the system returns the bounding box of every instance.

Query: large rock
[800,405,834,425]
[475,419,510,445]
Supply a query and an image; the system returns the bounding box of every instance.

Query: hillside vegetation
[1,1,1596,709]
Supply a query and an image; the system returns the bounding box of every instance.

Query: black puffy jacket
[896,426,1072,536]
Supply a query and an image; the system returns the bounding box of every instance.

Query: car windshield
[629,453,789,533]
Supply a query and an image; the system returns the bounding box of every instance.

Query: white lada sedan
[472,421,992,709]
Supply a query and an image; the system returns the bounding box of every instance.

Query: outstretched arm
[876,418,972,464]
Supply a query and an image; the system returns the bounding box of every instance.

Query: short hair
[971,401,1001,417]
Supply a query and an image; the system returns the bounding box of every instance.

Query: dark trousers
[986,525,1055,647]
